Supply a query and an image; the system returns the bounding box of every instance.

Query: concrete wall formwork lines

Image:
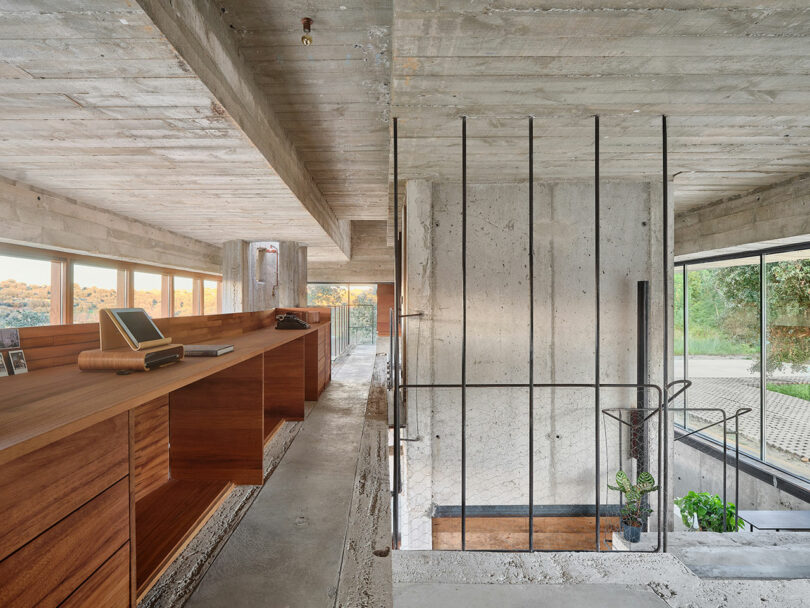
[402,179,672,549]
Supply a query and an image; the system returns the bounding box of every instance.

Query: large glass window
[173,276,194,317]
[73,263,118,324]
[133,272,163,318]
[307,283,348,307]
[349,284,377,345]
[0,254,58,328]
[765,249,810,478]
[677,245,810,482]
[684,258,760,456]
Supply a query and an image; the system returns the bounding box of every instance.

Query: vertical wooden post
[50,260,63,325]
[160,276,172,318]
[192,279,202,316]
[64,261,74,325]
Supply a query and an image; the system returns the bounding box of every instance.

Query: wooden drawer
[60,543,131,608]
[0,413,129,561]
[0,477,130,608]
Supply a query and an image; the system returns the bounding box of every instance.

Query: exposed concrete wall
[402,179,673,548]
[0,176,221,273]
[308,220,393,283]
[675,173,810,258]
[674,440,809,511]
[221,240,306,312]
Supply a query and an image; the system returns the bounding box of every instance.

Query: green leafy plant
[674,491,745,532]
[608,470,658,528]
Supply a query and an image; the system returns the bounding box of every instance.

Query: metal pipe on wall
[392,116,401,549]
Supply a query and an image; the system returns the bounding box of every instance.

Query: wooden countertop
[0,322,327,467]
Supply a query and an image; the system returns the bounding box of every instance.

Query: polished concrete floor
[185,345,378,608]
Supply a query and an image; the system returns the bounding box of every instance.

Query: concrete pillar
[296,246,308,307]
[402,180,434,549]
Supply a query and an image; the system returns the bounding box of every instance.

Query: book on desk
[183,344,234,357]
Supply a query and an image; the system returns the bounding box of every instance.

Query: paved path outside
[685,377,810,463]
[185,345,378,608]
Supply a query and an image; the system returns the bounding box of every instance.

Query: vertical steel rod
[594,115,601,551]
[528,116,535,552]
[662,114,669,551]
[760,254,767,460]
[461,115,468,551]
[682,266,689,428]
[392,117,401,549]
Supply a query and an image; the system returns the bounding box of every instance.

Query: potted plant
[674,491,745,532]
[608,470,658,543]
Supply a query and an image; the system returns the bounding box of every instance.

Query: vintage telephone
[275,313,310,330]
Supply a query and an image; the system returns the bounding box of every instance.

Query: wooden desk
[0,308,331,607]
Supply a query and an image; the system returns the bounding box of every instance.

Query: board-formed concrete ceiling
[216,0,392,223]
[392,1,810,213]
[0,0,349,259]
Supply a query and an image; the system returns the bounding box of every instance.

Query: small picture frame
[0,353,8,378]
[0,328,20,350]
[8,349,27,375]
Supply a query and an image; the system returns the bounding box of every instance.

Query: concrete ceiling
[392,2,810,213]
[216,0,392,224]
[0,1,349,259]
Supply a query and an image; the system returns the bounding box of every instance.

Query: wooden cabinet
[0,309,331,606]
[0,478,130,607]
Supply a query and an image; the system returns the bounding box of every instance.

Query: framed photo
[0,353,8,378]
[8,349,27,375]
[0,329,20,350]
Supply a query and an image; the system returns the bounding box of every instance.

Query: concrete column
[277,241,306,308]
[221,240,281,313]
[402,179,434,549]
[296,246,308,307]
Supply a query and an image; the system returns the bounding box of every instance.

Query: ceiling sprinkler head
[301,17,313,45]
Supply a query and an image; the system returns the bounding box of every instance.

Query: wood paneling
[432,516,620,551]
[0,478,129,608]
[264,336,305,423]
[169,354,264,485]
[0,316,328,467]
[60,543,131,608]
[135,479,231,597]
[132,396,169,502]
[376,283,395,337]
[0,413,128,561]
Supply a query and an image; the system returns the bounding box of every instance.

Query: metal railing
[390,114,672,552]
[330,305,349,360]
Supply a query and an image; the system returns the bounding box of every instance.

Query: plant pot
[622,522,642,543]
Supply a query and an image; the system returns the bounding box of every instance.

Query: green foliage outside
[767,383,810,401]
[674,491,745,532]
[0,279,51,327]
[307,284,377,345]
[675,259,810,375]
[608,470,658,528]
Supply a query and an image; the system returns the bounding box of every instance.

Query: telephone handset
[276,313,311,330]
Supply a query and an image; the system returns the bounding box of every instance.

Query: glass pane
[674,266,686,427]
[133,272,163,318]
[350,284,377,345]
[307,283,348,306]
[73,264,117,324]
[686,258,760,457]
[765,249,810,479]
[174,276,194,317]
[203,280,219,315]
[0,255,56,328]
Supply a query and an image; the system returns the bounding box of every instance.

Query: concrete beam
[675,173,810,258]
[136,0,351,260]
[0,176,221,274]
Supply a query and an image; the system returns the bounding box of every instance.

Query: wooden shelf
[135,479,231,598]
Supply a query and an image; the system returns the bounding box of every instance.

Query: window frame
[675,239,810,484]
[0,243,222,328]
